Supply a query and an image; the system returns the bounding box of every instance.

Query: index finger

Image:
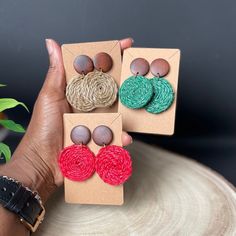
[119,38,134,52]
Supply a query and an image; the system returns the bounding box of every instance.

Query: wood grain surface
[35,141,236,236]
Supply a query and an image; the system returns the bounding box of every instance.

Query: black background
[0,0,235,183]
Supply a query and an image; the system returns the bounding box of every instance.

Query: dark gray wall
[1,0,235,137]
[1,0,236,181]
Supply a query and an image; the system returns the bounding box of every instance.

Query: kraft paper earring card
[62,40,122,113]
[118,47,181,135]
[63,113,124,205]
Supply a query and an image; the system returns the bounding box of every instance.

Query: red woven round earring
[58,125,95,181]
[92,125,132,186]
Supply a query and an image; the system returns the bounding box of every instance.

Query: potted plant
[0,84,28,162]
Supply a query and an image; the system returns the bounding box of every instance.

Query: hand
[0,38,133,202]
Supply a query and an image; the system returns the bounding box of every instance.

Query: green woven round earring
[119,58,153,109]
[145,58,175,114]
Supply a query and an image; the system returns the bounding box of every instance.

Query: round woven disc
[95,145,132,186]
[83,71,118,109]
[66,75,95,112]
[119,76,153,109]
[145,77,174,114]
[58,144,95,181]
[66,71,118,112]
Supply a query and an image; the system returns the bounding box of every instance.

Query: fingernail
[130,37,134,43]
[125,133,133,144]
[45,39,53,55]
[129,135,133,144]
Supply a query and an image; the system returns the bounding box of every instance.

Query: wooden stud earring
[58,125,95,181]
[119,58,154,109]
[92,125,132,186]
[66,53,118,112]
[145,58,175,114]
[90,52,118,109]
[66,55,95,112]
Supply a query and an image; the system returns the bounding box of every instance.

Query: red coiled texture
[95,145,132,186]
[58,144,95,181]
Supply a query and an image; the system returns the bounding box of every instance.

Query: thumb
[43,39,66,93]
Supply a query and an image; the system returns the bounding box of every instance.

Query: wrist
[0,151,57,203]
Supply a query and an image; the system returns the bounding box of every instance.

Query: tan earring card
[62,40,122,113]
[63,113,124,205]
[118,47,181,135]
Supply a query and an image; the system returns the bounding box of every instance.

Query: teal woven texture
[145,77,174,114]
[119,76,153,109]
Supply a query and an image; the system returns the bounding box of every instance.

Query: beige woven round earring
[66,53,117,112]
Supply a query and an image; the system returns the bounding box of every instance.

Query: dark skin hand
[0,38,133,236]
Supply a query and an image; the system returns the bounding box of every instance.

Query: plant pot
[0,112,8,142]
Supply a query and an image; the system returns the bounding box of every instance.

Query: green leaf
[0,119,25,133]
[0,84,6,87]
[0,98,29,113]
[0,142,11,162]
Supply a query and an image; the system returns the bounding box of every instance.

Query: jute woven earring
[92,125,132,186]
[66,55,95,111]
[145,58,175,114]
[58,125,95,181]
[119,58,153,109]
[89,52,118,109]
[66,53,118,112]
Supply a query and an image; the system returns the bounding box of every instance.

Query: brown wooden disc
[73,55,94,75]
[150,58,170,77]
[70,125,91,145]
[92,125,113,146]
[93,52,113,72]
[130,58,150,76]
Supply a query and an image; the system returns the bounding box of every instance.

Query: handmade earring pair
[66,52,118,112]
[119,58,174,114]
[58,125,132,186]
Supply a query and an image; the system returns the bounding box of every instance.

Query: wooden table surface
[35,141,236,236]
